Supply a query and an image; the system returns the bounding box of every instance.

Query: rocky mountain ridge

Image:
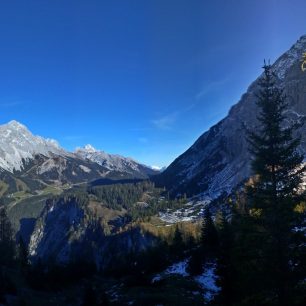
[156,35,306,198]
[75,144,157,178]
[0,120,66,173]
[0,120,157,195]
[28,193,157,267]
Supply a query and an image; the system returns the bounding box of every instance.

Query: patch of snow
[79,164,91,173]
[195,263,221,302]
[293,226,306,233]
[273,35,306,80]
[151,165,162,170]
[165,259,189,277]
[152,258,221,302]
[159,200,210,224]
[151,274,162,283]
[84,144,97,153]
[152,259,189,283]
[150,165,167,172]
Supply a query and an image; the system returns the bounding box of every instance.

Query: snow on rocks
[0,120,67,172]
[273,35,306,80]
[152,259,220,302]
[165,259,189,277]
[158,200,210,224]
[79,164,91,173]
[152,259,189,283]
[195,262,221,301]
[75,144,141,172]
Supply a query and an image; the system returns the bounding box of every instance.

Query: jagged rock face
[28,197,87,263]
[0,120,65,172]
[156,35,306,198]
[19,153,112,185]
[75,144,157,178]
[28,197,156,267]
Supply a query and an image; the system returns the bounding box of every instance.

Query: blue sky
[0,0,306,167]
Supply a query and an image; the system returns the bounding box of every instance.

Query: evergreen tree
[18,236,29,271]
[247,62,305,305]
[0,207,15,266]
[0,207,16,302]
[82,285,97,306]
[187,247,203,276]
[171,226,184,259]
[201,208,218,255]
[173,226,183,246]
[214,210,233,306]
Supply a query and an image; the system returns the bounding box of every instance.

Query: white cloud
[151,78,230,132]
[0,100,25,107]
[151,111,179,130]
[195,77,231,100]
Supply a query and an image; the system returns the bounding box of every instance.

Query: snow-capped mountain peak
[75,145,157,177]
[75,144,137,171]
[83,144,97,153]
[7,119,28,130]
[151,165,167,172]
[0,120,65,172]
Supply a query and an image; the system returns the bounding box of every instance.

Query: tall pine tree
[214,210,233,306]
[201,207,218,254]
[0,207,15,266]
[247,62,305,305]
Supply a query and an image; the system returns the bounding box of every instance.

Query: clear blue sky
[0,0,306,167]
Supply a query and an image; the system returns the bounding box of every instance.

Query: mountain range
[0,120,158,196]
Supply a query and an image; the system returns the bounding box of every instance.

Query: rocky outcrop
[28,196,157,268]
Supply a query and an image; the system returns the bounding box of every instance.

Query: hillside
[156,35,306,198]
